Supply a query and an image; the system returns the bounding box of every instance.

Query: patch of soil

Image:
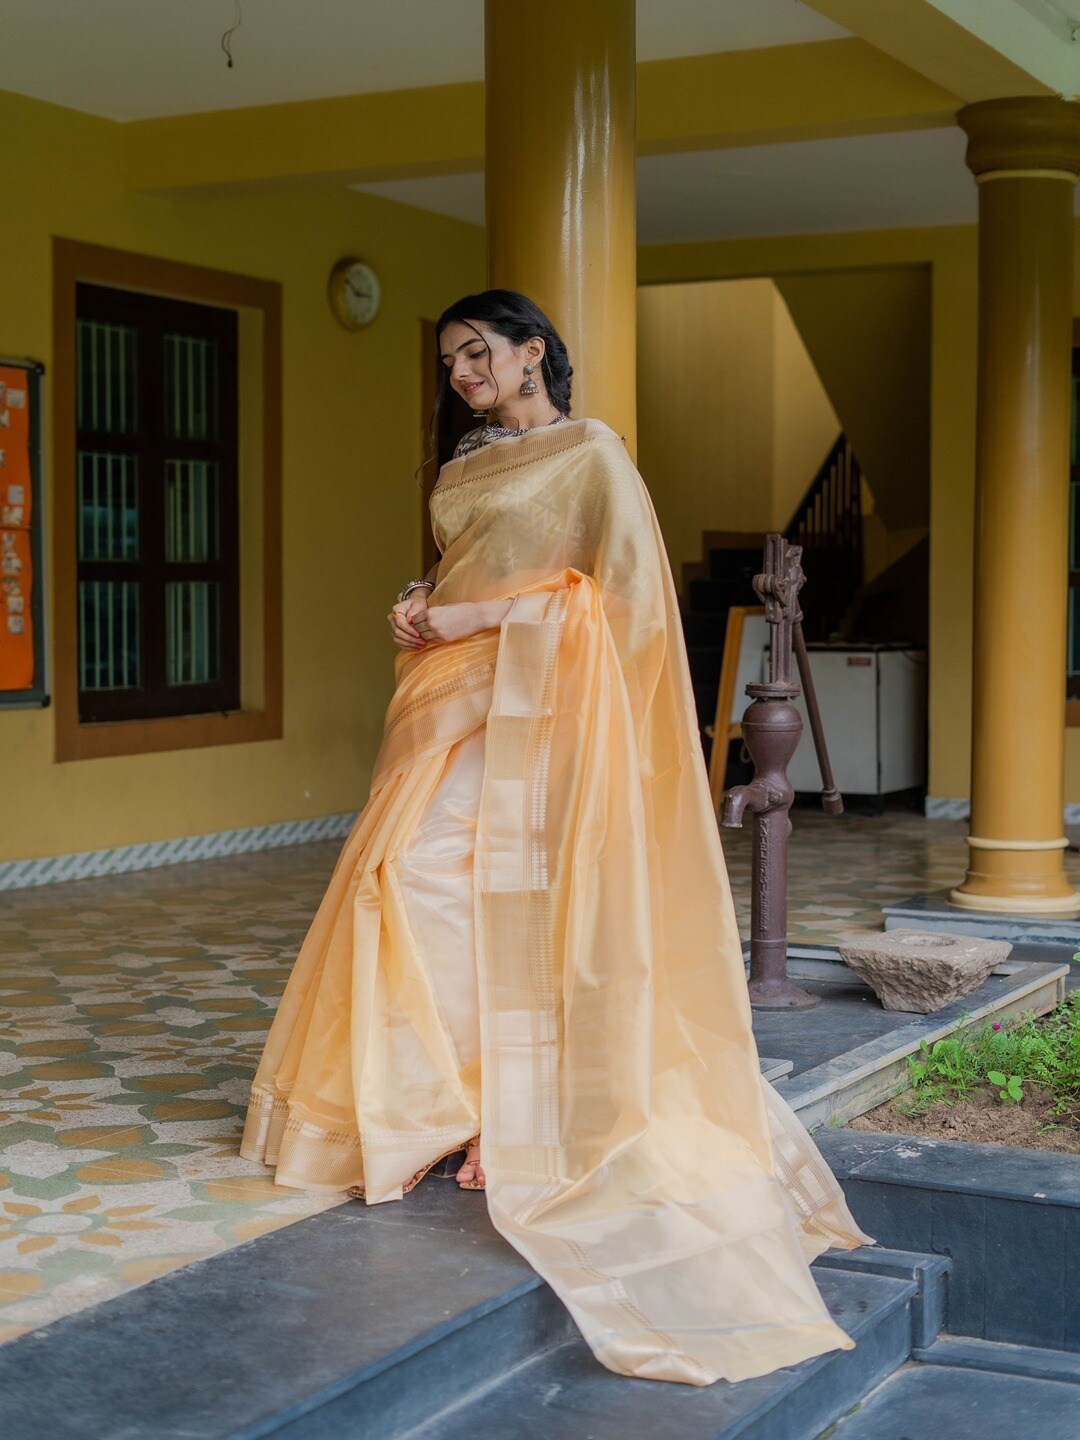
[848,1083,1080,1154]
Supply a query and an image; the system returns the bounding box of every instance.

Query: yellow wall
[640,225,979,807]
[7,75,1078,846]
[770,289,846,530]
[0,87,483,862]
[775,266,932,530]
[636,279,839,584]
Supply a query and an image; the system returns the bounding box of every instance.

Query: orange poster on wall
[0,365,35,692]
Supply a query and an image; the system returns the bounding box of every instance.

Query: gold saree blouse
[239,416,874,1387]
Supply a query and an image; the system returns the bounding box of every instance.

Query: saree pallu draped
[239,417,874,1386]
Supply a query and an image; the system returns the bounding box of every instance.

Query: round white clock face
[343,262,380,326]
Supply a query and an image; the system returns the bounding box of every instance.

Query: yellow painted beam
[637,39,959,154]
[123,81,486,196]
[803,0,1066,101]
[123,38,959,195]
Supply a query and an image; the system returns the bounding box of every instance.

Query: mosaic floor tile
[2,802,1076,1343]
[0,846,349,1342]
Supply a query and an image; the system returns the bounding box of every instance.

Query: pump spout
[720,779,779,829]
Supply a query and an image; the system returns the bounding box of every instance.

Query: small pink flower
[992,1023,1001,1031]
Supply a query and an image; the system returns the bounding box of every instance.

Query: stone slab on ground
[838,929,1012,1013]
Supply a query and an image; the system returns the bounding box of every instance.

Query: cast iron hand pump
[721,535,843,1009]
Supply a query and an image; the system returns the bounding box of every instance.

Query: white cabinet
[782,645,927,799]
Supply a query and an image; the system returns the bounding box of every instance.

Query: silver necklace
[481,412,568,443]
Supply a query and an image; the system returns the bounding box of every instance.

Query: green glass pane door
[165,460,219,563]
[164,331,222,689]
[77,319,137,434]
[164,333,219,441]
[76,317,140,695]
[78,453,138,562]
[166,582,220,686]
[78,581,140,690]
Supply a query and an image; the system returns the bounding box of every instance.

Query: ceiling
[355,130,991,244]
[0,0,849,122]
[10,2,1076,242]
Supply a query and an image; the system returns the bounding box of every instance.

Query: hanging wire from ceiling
[221,0,242,69]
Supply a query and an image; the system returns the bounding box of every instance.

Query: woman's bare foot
[455,1137,486,1190]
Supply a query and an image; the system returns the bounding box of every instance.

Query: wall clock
[329,258,381,330]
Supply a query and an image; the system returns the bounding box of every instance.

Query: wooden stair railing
[782,433,863,640]
[679,434,865,785]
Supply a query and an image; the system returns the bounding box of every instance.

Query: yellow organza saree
[239,416,874,1386]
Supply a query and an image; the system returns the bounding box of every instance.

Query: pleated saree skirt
[239,719,492,1199]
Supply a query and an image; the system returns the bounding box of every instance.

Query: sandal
[455,1135,486,1190]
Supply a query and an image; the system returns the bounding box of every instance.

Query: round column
[484,0,637,452]
[952,98,1080,913]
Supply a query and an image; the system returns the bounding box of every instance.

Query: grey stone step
[827,1362,1080,1439]
[814,1246,949,1349]
[406,1267,919,1440]
[914,1335,1080,1385]
[0,1172,930,1440]
[0,1181,564,1440]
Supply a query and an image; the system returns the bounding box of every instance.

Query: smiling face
[438,319,547,412]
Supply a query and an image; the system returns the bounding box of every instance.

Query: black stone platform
[817,1128,1080,1352]
[884,889,1080,945]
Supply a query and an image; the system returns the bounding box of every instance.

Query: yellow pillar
[952,98,1080,914]
[484,0,637,453]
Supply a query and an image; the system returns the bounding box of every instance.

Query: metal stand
[720,535,843,1010]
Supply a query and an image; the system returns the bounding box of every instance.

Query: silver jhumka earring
[519,363,539,397]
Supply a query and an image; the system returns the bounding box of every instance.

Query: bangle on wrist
[398,579,434,604]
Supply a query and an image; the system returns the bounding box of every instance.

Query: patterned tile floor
[1,803,1074,1346]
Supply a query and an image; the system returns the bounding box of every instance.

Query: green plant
[895,991,1080,1117]
[987,1070,1024,1103]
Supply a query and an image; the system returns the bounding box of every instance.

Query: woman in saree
[239,289,874,1387]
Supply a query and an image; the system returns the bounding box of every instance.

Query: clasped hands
[387,594,513,650]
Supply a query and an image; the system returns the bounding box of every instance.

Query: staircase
[2,1128,1080,1434]
[7,1165,1077,1439]
[0,1180,942,1438]
[681,435,863,776]
[785,433,863,642]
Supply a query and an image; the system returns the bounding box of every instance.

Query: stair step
[826,1362,1080,1439]
[0,1183,559,1440]
[413,1268,918,1440]
[914,1335,1080,1385]
[814,1127,1080,1351]
[0,1183,928,1440]
[815,1247,949,1350]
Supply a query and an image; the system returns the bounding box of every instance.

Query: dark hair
[417,289,574,482]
